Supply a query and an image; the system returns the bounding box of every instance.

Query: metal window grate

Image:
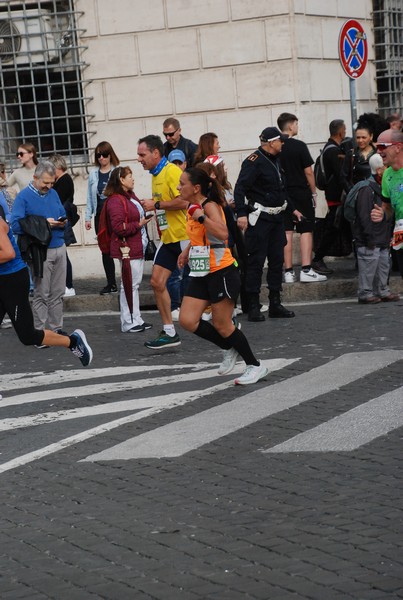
[372,0,403,116]
[0,0,94,169]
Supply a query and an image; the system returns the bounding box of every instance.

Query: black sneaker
[69,329,93,367]
[99,284,118,295]
[311,260,334,275]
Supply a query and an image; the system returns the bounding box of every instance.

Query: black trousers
[244,216,286,294]
[0,267,44,346]
[95,211,116,286]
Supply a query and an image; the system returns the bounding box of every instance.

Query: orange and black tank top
[186,202,235,273]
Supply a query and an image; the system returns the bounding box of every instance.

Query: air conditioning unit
[0,9,58,65]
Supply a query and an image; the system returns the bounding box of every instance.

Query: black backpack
[314,143,337,190]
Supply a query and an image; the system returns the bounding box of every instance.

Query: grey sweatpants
[357,246,391,300]
[32,245,67,331]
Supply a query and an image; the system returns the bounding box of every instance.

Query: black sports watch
[197,214,206,224]
[154,201,161,210]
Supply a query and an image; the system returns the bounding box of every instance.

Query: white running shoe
[234,363,268,385]
[171,308,180,322]
[0,317,12,329]
[284,270,296,283]
[64,287,76,297]
[300,268,327,283]
[218,347,239,375]
[260,304,269,313]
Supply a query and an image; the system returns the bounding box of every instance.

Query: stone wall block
[265,17,292,61]
[166,0,228,28]
[97,0,165,34]
[138,29,199,74]
[105,75,173,119]
[173,70,236,113]
[200,21,265,68]
[84,36,138,80]
[294,16,323,58]
[236,62,294,107]
[230,0,290,20]
[206,108,272,151]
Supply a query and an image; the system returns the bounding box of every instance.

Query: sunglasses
[376,142,400,150]
[16,151,29,157]
[96,152,110,159]
[163,128,179,138]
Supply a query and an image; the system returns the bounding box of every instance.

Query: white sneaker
[284,270,296,283]
[64,287,76,297]
[260,304,269,313]
[0,317,12,329]
[300,268,327,283]
[171,309,180,322]
[218,347,239,375]
[232,306,243,316]
[201,310,212,321]
[235,363,268,385]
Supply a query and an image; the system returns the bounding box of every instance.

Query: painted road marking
[264,387,403,453]
[0,364,250,408]
[0,362,214,392]
[0,359,296,474]
[83,350,403,461]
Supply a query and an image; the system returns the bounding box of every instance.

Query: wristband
[188,203,202,217]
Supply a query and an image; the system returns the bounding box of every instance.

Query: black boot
[269,290,295,318]
[248,293,265,322]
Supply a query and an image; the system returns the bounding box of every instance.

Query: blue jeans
[167,265,189,310]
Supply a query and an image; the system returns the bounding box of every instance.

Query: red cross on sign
[339,20,368,79]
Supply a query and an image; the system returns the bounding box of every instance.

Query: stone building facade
[70,0,377,277]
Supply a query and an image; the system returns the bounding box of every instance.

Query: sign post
[338,19,368,133]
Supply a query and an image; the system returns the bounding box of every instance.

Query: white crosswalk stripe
[0,358,296,473]
[0,351,402,472]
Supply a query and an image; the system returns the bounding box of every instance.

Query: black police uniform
[234,146,295,320]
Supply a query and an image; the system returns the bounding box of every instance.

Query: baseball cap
[167,149,186,164]
[260,127,288,143]
[204,155,224,166]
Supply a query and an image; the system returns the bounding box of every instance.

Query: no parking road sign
[339,19,368,79]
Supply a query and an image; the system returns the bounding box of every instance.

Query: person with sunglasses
[162,118,197,167]
[85,141,120,295]
[7,143,39,191]
[371,129,403,280]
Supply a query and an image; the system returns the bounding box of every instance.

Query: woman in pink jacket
[104,167,153,333]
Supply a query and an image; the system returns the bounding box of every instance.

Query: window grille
[0,0,94,169]
[372,0,403,116]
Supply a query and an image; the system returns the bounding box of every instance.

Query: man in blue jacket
[11,161,67,342]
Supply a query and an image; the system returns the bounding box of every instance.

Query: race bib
[189,245,210,277]
[392,219,403,250]
[156,209,168,231]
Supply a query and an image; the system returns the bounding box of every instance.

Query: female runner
[0,213,92,367]
[178,168,267,385]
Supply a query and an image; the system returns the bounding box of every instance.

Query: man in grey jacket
[353,153,399,304]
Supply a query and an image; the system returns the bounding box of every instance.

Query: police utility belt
[248,200,287,226]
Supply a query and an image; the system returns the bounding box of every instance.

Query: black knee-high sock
[224,328,259,366]
[194,320,232,350]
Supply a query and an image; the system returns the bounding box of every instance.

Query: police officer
[234,127,302,321]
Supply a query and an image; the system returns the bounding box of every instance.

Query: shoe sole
[235,366,269,385]
[144,340,181,350]
[73,329,93,366]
